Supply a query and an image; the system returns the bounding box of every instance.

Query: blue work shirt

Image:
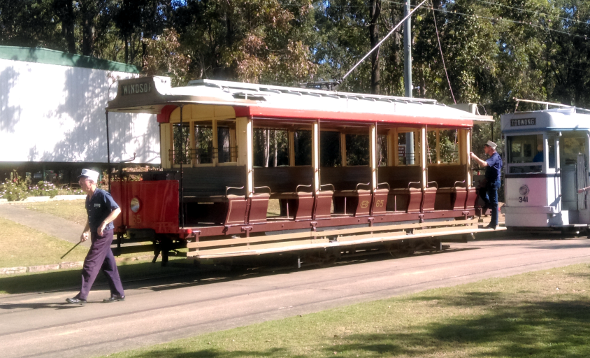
[485,152,503,182]
[85,189,120,233]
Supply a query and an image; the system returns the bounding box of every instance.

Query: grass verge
[0,217,88,268]
[104,263,590,358]
[23,200,87,224]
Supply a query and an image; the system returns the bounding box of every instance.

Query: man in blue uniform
[66,169,125,304]
[471,141,503,229]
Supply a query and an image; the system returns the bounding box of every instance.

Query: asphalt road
[1,232,589,358]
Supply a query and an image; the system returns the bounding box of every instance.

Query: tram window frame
[252,127,289,168]
[396,130,421,166]
[427,128,459,165]
[169,118,239,168]
[506,134,543,174]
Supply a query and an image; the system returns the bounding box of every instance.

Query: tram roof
[501,107,590,133]
[107,76,493,126]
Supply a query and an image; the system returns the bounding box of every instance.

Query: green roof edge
[0,46,140,73]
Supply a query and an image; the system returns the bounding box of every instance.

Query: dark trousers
[77,229,124,300]
[479,179,501,227]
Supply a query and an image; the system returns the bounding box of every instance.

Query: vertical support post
[242,118,254,197]
[390,128,399,166]
[105,110,111,192]
[420,127,427,188]
[288,130,295,166]
[189,119,195,166]
[313,121,320,193]
[466,129,472,187]
[340,133,347,167]
[212,119,219,166]
[179,105,185,228]
[435,130,440,164]
[370,123,377,191]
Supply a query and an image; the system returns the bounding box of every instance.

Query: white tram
[502,100,590,231]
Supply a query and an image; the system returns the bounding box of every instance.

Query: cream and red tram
[501,101,590,231]
[106,76,493,264]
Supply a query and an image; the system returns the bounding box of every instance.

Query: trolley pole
[404,0,415,165]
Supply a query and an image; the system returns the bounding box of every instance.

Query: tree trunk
[80,1,95,56]
[369,0,382,94]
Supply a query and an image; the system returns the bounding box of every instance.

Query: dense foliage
[1,0,589,154]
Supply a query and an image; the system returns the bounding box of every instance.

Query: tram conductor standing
[66,169,125,304]
[471,141,503,229]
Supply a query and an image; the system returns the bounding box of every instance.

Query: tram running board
[185,219,493,259]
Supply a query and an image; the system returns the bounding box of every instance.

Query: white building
[0,46,160,180]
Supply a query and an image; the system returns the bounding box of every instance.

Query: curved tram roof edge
[107,76,493,126]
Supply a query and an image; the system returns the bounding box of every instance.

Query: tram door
[560,134,590,224]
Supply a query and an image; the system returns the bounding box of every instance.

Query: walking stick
[61,241,82,259]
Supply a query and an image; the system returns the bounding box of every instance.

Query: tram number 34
[518,196,529,203]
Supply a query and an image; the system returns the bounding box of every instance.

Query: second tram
[502,100,590,231]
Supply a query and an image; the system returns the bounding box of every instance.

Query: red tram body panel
[111,180,179,234]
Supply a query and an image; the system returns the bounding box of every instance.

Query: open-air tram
[501,99,590,232]
[106,76,494,264]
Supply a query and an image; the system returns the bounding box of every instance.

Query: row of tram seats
[106,77,493,261]
[156,104,478,226]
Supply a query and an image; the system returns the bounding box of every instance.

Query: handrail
[453,180,466,188]
[296,184,313,193]
[427,181,438,189]
[254,186,271,194]
[355,182,371,191]
[377,182,390,190]
[320,184,335,191]
[407,181,421,189]
[225,186,245,196]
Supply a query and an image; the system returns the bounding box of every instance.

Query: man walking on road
[66,169,125,304]
[471,140,503,230]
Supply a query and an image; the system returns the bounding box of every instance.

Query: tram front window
[507,135,542,173]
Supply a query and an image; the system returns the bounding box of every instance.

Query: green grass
[104,264,590,358]
[0,217,88,268]
[23,199,87,225]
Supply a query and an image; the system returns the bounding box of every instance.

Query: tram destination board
[511,118,536,127]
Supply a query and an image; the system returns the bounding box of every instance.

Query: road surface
[1,232,589,358]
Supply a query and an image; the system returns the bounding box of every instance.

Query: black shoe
[66,297,86,305]
[103,295,125,303]
[484,224,497,230]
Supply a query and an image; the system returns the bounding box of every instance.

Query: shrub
[0,171,30,201]
[28,181,59,198]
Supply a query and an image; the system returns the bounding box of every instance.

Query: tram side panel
[111,180,180,235]
[504,175,560,227]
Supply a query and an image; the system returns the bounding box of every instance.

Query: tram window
[194,122,213,164]
[427,129,459,164]
[320,131,341,167]
[346,134,369,166]
[172,123,191,165]
[377,134,387,167]
[561,137,586,165]
[253,129,289,167]
[548,138,556,168]
[398,132,418,165]
[217,120,237,163]
[294,130,312,166]
[508,135,538,163]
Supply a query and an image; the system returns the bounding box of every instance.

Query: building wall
[0,58,160,165]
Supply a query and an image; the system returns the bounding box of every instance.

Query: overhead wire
[429,0,456,104]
